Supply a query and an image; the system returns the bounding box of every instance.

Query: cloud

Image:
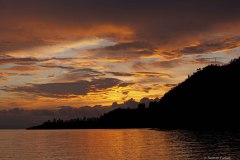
[132,59,182,71]
[134,72,172,78]
[106,71,133,76]
[0,72,17,77]
[176,36,240,55]
[88,41,155,60]
[0,55,41,65]
[192,58,224,65]
[40,64,75,70]
[2,0,240,57]
[1,0,240,115]
[131,55,226,71]
[107,71,171,78]
[57,68,105,82]
[3,78,130,98]
[164,83,177,88]
[3,65,44,72]
[0,97,156,128]
[0,72,33,82]
[0,55,73,66]
[0,72,16,82]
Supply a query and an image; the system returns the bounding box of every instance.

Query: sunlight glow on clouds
[0,0,240,109]
[6,38,117,59]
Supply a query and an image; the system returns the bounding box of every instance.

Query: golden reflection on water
[0,129,239,160]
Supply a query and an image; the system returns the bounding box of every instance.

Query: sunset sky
[1,0,240,110]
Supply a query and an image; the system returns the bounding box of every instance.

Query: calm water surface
[0,129,239,160]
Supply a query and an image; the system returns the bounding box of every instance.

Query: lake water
[0,129,239,160]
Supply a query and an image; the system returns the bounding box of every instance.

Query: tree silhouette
[28,57,240,130]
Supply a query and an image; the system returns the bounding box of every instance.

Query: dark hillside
[28,58,240,130]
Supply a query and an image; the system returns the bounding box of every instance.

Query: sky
[1,0,240,110]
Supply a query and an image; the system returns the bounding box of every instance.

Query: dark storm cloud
[1,0,240,56]
[2,78,129,97]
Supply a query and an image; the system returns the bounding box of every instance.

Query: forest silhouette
[28,58,240,130]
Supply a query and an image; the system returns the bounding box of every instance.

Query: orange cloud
[2,78,131,98]
[4,65,44,72]
[1,0,240,111]
[107,71,171,78]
